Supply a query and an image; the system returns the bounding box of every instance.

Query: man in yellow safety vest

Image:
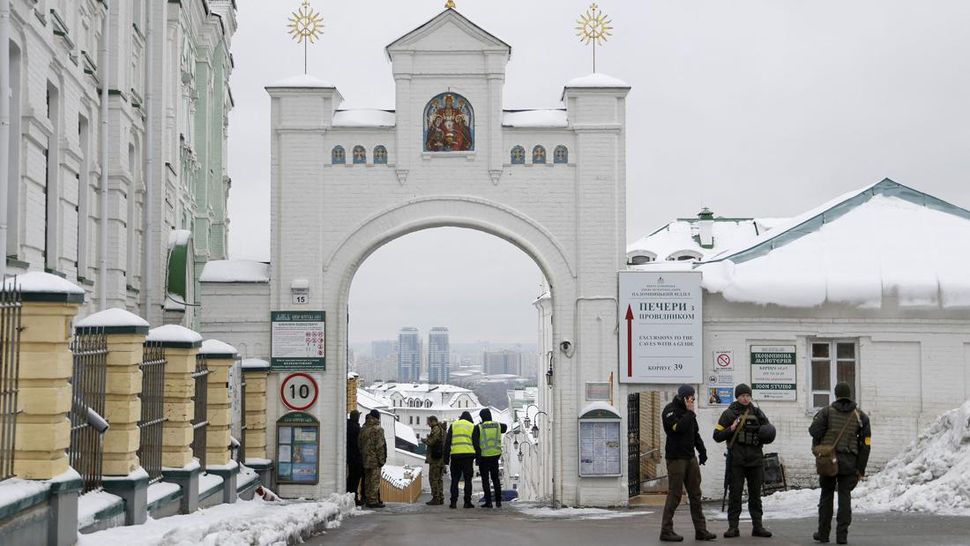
[443,411,477,508]
[474,408,508,508]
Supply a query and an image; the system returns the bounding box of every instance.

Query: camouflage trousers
[364,466,382,504]
[429,461,445,501]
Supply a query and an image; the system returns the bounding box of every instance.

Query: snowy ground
[78,493,358,545]
[708,400,970,521]
[511,502,646,520]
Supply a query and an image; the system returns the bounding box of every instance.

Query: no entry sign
[280,372,319,411]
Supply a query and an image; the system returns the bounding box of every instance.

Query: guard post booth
[578,403,623,479]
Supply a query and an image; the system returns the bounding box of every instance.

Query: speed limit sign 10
[280,372,319,411]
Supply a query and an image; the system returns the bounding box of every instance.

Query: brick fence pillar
[241,358,271,487]
[200,339,239,503]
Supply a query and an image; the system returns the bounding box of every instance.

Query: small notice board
[277,412,320,485]
[271,311,325,371]
[578,404,622,477]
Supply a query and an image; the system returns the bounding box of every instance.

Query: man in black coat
[809,382,872,545]
[713,383,772,538]
[346,410,364,505]
[660,385,716,542]
[443,411,479,509]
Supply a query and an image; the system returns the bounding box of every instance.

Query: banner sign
[750,345,797,401]
[618,271,703,384]
[271,311,325,371]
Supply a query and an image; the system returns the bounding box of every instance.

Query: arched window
[374,145,387,164]
[424,92,474,151]
[426,400,432,408]
[511,146,525,165]
[352,145,366,164]
[533,145,546,164]
[627,250,657,265]
[331,145,345,164]
[554,145,568,164]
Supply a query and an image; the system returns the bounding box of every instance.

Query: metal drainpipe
[143,1,155,321]
[0,0,11,279]
[98,1,109,309]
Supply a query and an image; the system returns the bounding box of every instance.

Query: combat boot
[723,527,740,538]
[836,535,847,545]
[659,530,684,542]
[752,526,772,538]
[813,532,829,543]
[449,500,457,509]
[695,530,717,541]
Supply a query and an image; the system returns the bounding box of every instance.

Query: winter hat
[479,408,492,421]
[834,382,852,399]
[367,409,380,419]
[734,383,753,398]
[459,411,473,422]
[348,410,360,421]
[677,384,695,398]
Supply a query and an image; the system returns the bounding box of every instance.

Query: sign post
[618,271,703,384]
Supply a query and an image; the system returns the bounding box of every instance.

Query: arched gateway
[265,8,629,506]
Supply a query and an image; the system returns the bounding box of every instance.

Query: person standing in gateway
[358,409,387,508]
[443,411,478,509]
[474,408,508,508]
[422,415,445,505]
[660,385,717,542]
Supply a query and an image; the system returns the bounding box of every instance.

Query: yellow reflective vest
[479,421,502,457]
[450,420,475,455]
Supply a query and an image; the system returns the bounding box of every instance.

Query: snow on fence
[380,465,422,503]
[69,329,109,493]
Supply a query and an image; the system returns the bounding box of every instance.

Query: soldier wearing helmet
[713,383,774,539]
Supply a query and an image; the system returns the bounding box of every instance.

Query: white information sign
[578,421,622,476]
[750,345,797,401]
[280,372,319,411]
[618,271,703,384]
[271,311,325,370]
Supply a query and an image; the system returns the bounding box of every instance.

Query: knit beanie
[834,382,852,399]
[677,384,695,398]
[734,383,753,398]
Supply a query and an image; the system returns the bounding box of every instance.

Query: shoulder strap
[727,408,751,448]
[832,409,858,446]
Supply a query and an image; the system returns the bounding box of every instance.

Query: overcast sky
[227,0,970,344]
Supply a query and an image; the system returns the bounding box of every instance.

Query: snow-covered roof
[75,308,149,329]
[267,74,336,89]
[167,229,191,250]
[332,109,395,127]
[356,389,390,411]
[564,73,631,89]
[394,421,418,446]
[699,179,970,309]
[199,339,238,356]
[147,324,203,344]
[627,215,773,262]
[3,271,84,294]
[199,260,270,283]
[503,109,568,128]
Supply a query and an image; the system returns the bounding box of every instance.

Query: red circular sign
[716,353,732,368]
[280,373,319,411]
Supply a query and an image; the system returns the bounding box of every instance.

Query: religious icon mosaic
[424,92,474,152]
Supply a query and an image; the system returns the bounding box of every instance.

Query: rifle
[721,408,751,512]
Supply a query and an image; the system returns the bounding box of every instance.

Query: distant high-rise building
[428,327,450,384]
[398,328,421,382]
[483,350,522,375]
[372,339,395,361]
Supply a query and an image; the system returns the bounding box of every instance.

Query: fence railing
[138,342,167,484]
[236,369,247,463]
[191,354,210,468]
[0,283,22,482]
[70,329,109,493]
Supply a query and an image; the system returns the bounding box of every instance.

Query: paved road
[311,500,970,546]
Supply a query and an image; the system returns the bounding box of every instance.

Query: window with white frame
[810,340,858,408]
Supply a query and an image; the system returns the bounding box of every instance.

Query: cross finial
[446,0,456,8]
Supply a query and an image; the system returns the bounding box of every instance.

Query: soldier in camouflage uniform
[810,382,871,545]
[422,416,445,505]
[358,409,387,508]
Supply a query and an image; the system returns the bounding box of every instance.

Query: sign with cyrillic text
[618,271,702,384]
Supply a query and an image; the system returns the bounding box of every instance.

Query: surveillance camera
[560,340,572,353]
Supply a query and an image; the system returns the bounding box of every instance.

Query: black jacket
[810,399,872,476]
[346,416,363,467]
[443,417,479,463]
[662,396,707,461]
[713,401,770,467]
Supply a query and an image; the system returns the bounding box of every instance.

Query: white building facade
[2,0,236,326]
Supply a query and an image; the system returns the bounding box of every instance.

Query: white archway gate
[266,8,629,506]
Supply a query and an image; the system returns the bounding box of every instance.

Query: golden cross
[446,0,456,8]
[288,0,325,74]
[576,3,613,72]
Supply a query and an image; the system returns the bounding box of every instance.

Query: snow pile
[78,493,357,545]
[332,109,395,127]
[759,400,970,519]
[199,260,270,283]
[852,400,970,515]
[382,465,422,489]
[514,504,643,520]
[502,109,568,128]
